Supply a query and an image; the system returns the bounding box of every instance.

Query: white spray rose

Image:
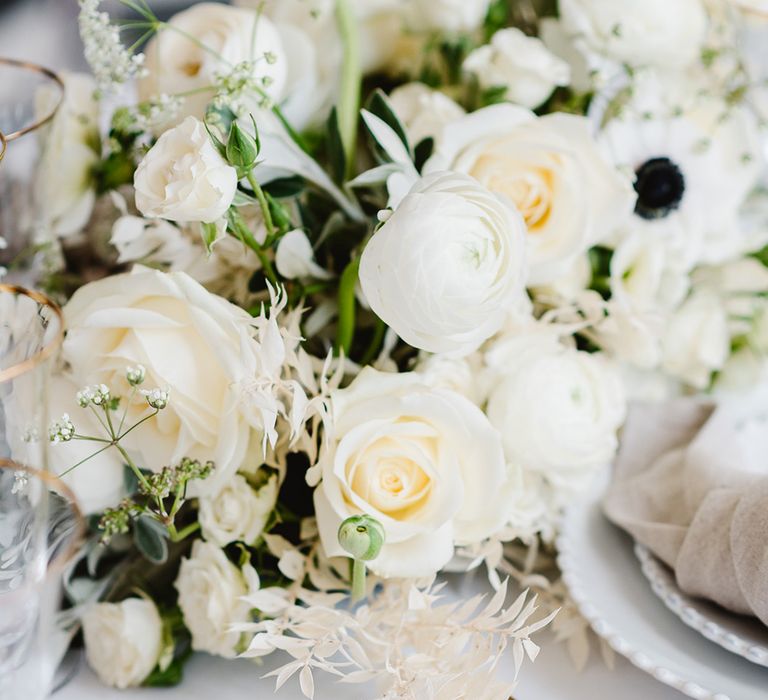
[463,28,570,109]
[559,0,708,69]
[61,267,265,496]
[199,473,278,547]
[139,3,287,125]
[313,367,509,578]
[82,598,162,689]
[388,83,465,146]
[134,116,237,224]
[426,104,634,285]
[176,540,259,658]
[485,331,625,492]
[359,171,528,356]
[406,0,492,33]
[35,72,100,237]
[661,289,730,389]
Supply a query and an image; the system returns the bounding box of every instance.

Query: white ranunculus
[426,104,634,285]
[359,171,528,356]
[275,229,332,280]
[61,267,264,495]
[412,353,482,404]
[591,301,664,370]
[388,83,465,146]
[313,367,509,578]
[139,3,287,125]
[559,0,708,69]
[661,289,730,389]
[530,253,591,303]
[463,28,570,109]
[82,598,162,689]
[134,116,237,224]
[176,541,258,658]
[199,473,278,547]
[35,72,100,237]
[406,0,492,33]
[485,331,625,492]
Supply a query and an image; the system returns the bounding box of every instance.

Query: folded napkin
[604,391,768,626]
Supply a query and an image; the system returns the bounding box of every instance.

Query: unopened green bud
[338,515,385,561]
[226,119,259,172]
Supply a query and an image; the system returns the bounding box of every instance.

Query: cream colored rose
[82,598,162,689]
[61,266,263,496]
[426,104,634,285]
[199,473,278,547]
[139,3,287,125]
[463,28,570,109]
[359,171,528,356]
[35,72,100,237]
[485,331,625,493]
[313,367,509,578]
[662,289,729,389]
[134,116,237,224]
[388,82,465,146]
[559,0,708,69]
[176,541,258,658]
[406,0,492,33]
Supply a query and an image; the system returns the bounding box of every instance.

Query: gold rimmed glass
[0,58,65,286]
[0,461,85,700]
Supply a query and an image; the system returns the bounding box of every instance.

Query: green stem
[335,257,360,357]
[58,444,114,478]
[351,558,366,603]
[169,521,201,543]
[359,318,386,366]
[246,172,276,239]
[335,0,361,177]
[118,409,159,441]
[115,443,151,493]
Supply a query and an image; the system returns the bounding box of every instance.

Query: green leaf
[366,89,410,154]
[143,653,188,688]
[200,221,219,253]
[263,176,305,198]
[480,85,509,107]
[413,137,434,173]
[327,107,346,185]
[134,515,169,564]
[123,464,139,495]
[750,244,768,268]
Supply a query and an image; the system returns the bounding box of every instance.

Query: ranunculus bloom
[406,0,492,34]
[313,367,510,578]
[359,171,528,356]
[463,28,570,109]
[82,598,162,689]
[134,116,237,223]
[388,82,465,146]
[61,267,265,496]
[425,104,634,285]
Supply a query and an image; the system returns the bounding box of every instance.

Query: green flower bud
[338,515,385,561]
[226,119,259,173]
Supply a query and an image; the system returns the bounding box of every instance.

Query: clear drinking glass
[0,284,76,700]
[0,58,64,285]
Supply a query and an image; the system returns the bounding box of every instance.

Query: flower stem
[335,257,360,356]
[351,558,366,603]
[169,521,201,543]
[335,0,361,178]
[247,171,276,239]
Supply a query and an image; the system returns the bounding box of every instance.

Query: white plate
[557,472,768,700]
[635,544,768,669]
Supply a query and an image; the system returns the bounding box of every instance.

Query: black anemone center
[633,157,685,220]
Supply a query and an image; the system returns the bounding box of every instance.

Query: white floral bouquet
[28,0,768,696]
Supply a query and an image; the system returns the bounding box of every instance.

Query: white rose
[463,28,571,109]
[35,72,100,237]
[426,104,634,285]
[388,83,465,146]
[82,598,162,689]
[359,171,528,356]
[176,541,258,658]
[313,367,509,578]
[139,3,287,126]
[61,266,263,495]
[199,473,278,547]
[559,0,708,69]
[134,116,237,224]
[485,331,625,492]
[406,0,492,33]
[661,289,730,389]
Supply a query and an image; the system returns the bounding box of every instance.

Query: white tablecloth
[59,628,685,700]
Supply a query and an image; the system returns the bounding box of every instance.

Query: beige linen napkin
[604,392,768,626]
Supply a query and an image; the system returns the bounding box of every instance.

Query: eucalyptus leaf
[361,110,417,173]
[413,137,435,173]
[327,107,346,185]
[263,175,305,198]
[134,516,169,564]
